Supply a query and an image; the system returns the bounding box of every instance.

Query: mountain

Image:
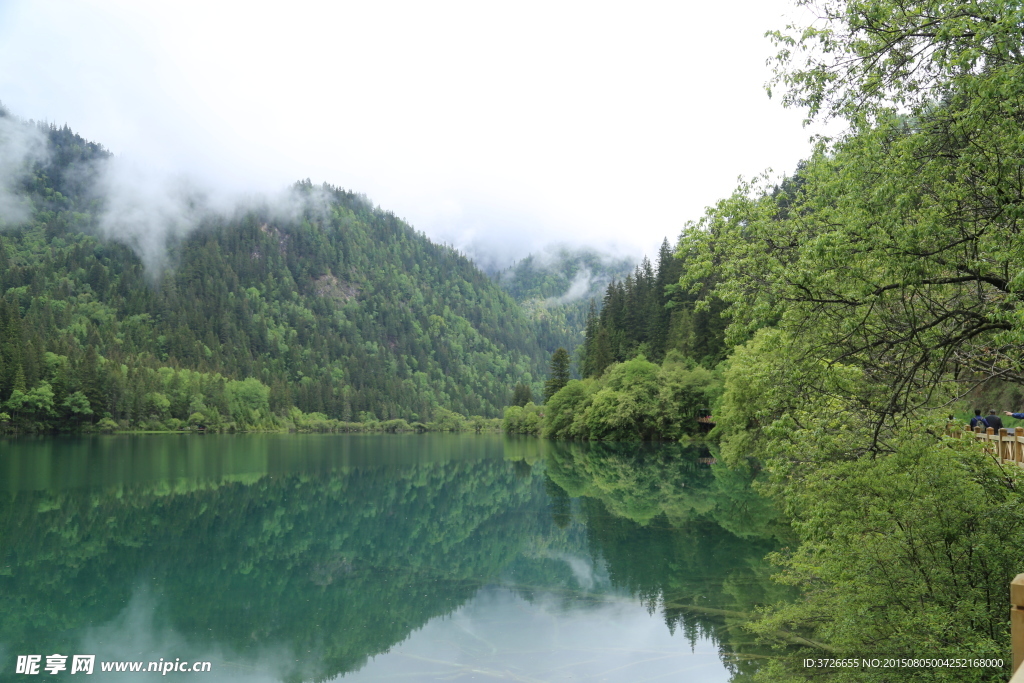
[0,114,550,430]
[491,247,635,361]
[578,239,730,376]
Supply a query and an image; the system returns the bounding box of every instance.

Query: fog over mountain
[0,114,48,225]
[0,0,832,265]
[0,109,356,278]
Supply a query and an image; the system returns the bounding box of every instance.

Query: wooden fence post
[1012,574,1024,674]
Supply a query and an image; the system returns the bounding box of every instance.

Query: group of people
[969,409,1024,431]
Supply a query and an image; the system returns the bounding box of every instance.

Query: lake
[0,434,789,682]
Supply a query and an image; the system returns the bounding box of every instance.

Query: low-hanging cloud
[544,268,596,306]
[501,244,636,307]
[0,111,338,276]
[92,166,343,276]
[93,158,222,273]
[0,114,49,226]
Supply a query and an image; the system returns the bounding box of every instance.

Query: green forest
[491,247,635,357]
[6,0,1024,679]
[503,1,1024,680]
[0,117,574,433]
[503,239,729,440]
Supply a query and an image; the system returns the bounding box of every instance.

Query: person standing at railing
[985,410,1004,431]
[970,409,989,430]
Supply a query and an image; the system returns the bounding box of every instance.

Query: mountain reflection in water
[0,434,790,682]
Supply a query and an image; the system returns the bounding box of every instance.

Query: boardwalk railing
[965,426,1024,465]
[953,429,1024,679]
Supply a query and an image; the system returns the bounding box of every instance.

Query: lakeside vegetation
[684,1,1024,680]
[4,0,1024,679]
[503,237,727,441]
[0,117,562,433]
[499,1,1024,679]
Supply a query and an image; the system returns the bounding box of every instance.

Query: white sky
[0,0,827,266]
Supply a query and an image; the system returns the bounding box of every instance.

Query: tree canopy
[675,1,1024,679]
[543,347,571,402]
[0,116,555,431]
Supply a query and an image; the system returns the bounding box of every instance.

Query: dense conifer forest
[491,248,634,356]
[502,239,730,441]
[579,238,729,376]
[0,114,558,431]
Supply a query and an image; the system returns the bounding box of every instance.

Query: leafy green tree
[766,0,1024,121]
[5,382,55,424]
[673,2,1024,679]
[61,391,93,424]
[502,402,542,435]
[750,432,1024,683]
[541,355,721,441]
[225,378,271,425]
[679,1,1024,444]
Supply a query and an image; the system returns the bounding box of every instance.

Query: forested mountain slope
[0,114,548,429]
[491,248,634,359]
[579,239,729,377]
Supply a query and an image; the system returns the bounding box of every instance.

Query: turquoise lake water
[0,434,789,682]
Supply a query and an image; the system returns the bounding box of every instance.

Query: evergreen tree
[511,383,533,407]
[577,240,728,377]
[0,114,558,430]
[544,348,571,402]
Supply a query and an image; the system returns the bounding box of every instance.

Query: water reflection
[0,435,787,681]
[350,588,731,682]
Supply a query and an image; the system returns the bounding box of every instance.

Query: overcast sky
[0,0,829,267]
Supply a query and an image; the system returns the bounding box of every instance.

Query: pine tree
[544,348,571,402]
[511,383,533,407]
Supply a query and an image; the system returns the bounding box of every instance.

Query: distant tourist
[985,410,1004,431]
[970,409,989,430]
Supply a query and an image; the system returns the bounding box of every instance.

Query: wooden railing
[966,426,1024,465]
[952,429,1024,679]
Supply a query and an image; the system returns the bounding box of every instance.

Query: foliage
[766,0,1024,121]
[502,401,543,435]
[0,116,552,431]
[510,382,533,407]
[678,0,1024,440]
[749,432,1024,682]
[676,2,1024,679]
[541,354,721,441]
[543,347,571,402]
[580,239,729,378]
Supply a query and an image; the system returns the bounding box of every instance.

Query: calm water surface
[0,435,789,682]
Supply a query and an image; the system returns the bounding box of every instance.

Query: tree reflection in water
[0,435,790,682]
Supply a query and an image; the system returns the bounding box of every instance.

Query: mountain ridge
[0,113,557,429]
